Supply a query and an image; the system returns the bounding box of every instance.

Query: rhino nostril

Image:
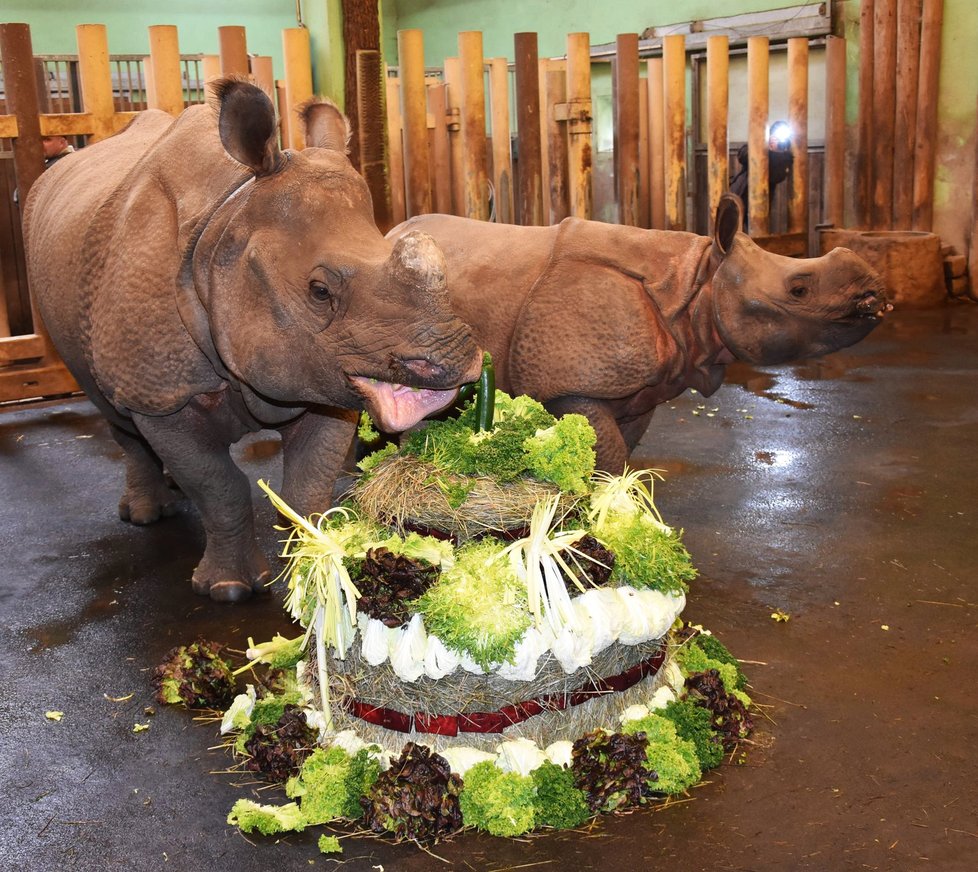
[402,358,444,380]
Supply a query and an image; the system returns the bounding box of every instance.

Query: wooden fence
[0,22,312,404]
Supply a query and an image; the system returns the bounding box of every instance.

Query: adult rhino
[391,195,889,472]
[25,80,481,602]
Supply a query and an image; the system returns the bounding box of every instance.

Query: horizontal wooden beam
[39,113,95,136]
[0,334,45,364]
[0,362,79,401]
[751,231,808,257]
[0,115,16,138]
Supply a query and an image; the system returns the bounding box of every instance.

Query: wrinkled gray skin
[25,80,481,602]
[392,195,889,473]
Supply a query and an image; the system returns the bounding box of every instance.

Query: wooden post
[747,36,770,237]
[872,0,897,229]
[970,92,978,299]
[75,24,116,143]
[251,56,275,96]
[147,25,183,116]
[0,23,44,336]
[514,33,544,226]
[202,55,222,85]
[385,76,406,226]
[538,58,551,219]
[459,32,489,221]
[356,49,393,232]
[663,35,686,231]
[428,83,453,215]
[638,77,650,228]
[706,36,729,233]
[824,35,847,228]
[787,38,808,236]
[218,26,249,78]
[275,79,291,149]
[856,0,875,228]
[283,27,314,150]
[488,58,514,223]
[443,57,466,217]
[912,0,943,232]
[647,58,666,230]
[613,34,641,227]
[893,0,922,229]
[545,62,569,224]
[398,30,431,218]
[565,32,593,220]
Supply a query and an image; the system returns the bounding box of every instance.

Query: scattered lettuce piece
[227,799,306,835]
[318,834,343,854]
[458,761,536,837]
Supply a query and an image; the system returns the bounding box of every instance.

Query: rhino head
[709,195,891,364]
[184,80,481,431]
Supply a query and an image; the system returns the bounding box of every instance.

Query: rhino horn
[211,78,285,176]
[388,230,448,296]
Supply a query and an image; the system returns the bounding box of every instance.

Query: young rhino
[25,81,481,601]
[391,194,889,472]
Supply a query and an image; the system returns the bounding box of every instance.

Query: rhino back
[27,106,242,417]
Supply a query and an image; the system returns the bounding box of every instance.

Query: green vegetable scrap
[318,834,343,854]
[357,412,382,446]
[227,799,306,835]
[413,538,530,669]
[660,698,725,770]
[473,351,496,432]
[530,761,591,829]
[357,441,398,475]
[458,761,536,837]
[285,746,353,825]
[236,633,306,676]
[151,639,236,710]
[596,513,697,595]
[620,713,702,795]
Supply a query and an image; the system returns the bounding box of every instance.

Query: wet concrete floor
[1,304,976,871]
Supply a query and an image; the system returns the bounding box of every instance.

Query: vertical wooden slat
[856,0,875,228]
[356,49,392,232]
[912,0,944,232]
[787,38,809,236]
[282,27,314,151]
[428,83,453,215]
[385,76,406,227]
[514,33,544,226]
[638,77,650,228]
[202,55,221,85]
[545,62,569,224]
[443,57,466,217]
[872,0,897,229]
[970,92,978,298]
[663,35,686,231]
[147,25,183,116]
[459,32,489,221]
[893,0,922,229]
[276,79,291,148]
[0,23,44,337]
[565,32,593,220]
[218,26,249,78]
[613,33,641,227]
[538,58,552,219]
[706,36,729,233]
[647,58,666,230]
[824,35,847,228]
[75,24,116,142]
[489,58,514,223]
[250,56,275,96]
[747,36,770,237]
[398,30,431,218]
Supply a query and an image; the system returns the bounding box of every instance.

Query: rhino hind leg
[110,423,183,525]
[132,401,271,603]
[544,396,630,476]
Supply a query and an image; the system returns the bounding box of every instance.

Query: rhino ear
[714,193,742,256]
[210,78,286,176]
[299,99,351,152]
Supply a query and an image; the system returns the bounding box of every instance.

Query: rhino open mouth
[349,376,459,433]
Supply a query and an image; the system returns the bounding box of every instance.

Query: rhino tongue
[350,376,458,433]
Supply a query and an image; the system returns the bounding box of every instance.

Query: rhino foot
[118,484,183,525]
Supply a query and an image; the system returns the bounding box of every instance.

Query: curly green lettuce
[620,713,702,795]
[227,799,306,835]
[660,698,725,770]
[524,414,596,494]
[595,513,697,594]
[285,746,353,825]
[530,761,591,829]
[459,761,536,837]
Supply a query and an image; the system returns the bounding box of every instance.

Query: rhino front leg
[545,396,630,475]
[132,398,270,603]
[110,422,182,524]
[279,407,359,515]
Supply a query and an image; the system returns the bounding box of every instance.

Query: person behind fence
[41,135,75,168]
[728,120,793,230]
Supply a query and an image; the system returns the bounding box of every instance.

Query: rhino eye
[309,280,334,304]
[789,285,807,299]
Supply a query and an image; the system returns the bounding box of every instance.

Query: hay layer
[351,454,578,540]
